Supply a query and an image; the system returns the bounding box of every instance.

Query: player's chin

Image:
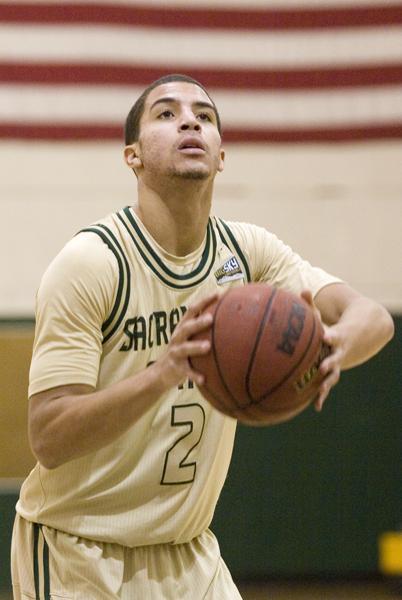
[171,160,213,180]
[176,168,210,181]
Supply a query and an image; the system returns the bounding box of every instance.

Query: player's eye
[159,110,174,119]
[198,112,212,122]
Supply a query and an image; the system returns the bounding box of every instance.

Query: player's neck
[134,180,213,257]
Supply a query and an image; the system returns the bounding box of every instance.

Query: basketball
[190,283,329,425]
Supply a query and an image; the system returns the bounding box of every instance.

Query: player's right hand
[154,293,218,390]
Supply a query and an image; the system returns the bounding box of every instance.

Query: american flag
[1,0,402,143]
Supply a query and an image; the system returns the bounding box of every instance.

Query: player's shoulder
[65,207,131,266]
[56,226,115,271]
[41,211,122,290]
[212,216,274,247]
[75,208,126,248]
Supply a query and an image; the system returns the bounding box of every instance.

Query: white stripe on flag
[1,24,401,68]
[2,85,402,128]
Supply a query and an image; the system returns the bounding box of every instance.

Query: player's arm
[29,293,216,470]
[306,282,394,410]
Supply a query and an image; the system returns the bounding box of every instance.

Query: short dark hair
[124,74,222,145]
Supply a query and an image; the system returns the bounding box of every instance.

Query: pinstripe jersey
[17,206,341,547]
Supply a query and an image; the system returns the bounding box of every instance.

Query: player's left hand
[300,290,345,412]
[314,324,345,411]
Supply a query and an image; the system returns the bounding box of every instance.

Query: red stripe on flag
[224,125,402,142]
[1,62,402,89]
[0,2,401,30]
[1,122,401,143]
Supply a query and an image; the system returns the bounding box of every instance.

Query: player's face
[127,82,225,182]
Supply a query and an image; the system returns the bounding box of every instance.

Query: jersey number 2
[160,403,205,485]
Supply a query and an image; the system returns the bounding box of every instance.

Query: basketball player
[11,74,394,599]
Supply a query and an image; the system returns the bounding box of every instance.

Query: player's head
[124,74,222,145]
[124,74,224,182]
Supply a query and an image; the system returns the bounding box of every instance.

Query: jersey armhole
[78,225,131,344]
[214,218,251,283]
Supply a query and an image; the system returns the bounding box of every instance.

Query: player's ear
[124,144,142,171]
[218,148,225,173]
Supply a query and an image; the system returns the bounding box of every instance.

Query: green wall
[1,317,401,591]
[0,489,18,592]
[212,316,402,577]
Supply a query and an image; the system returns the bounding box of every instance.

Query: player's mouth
[177,137,206,155]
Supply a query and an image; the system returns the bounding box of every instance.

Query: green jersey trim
[214,218,251,283]
[33,524,40,599]
[33,524,50,600]
[117,208,217,290]
[80,226,131,344]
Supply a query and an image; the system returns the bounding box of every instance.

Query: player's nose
[178,111,201,132]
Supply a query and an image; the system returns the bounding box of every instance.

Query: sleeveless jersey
[17,207,341,547]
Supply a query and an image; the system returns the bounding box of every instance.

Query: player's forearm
[327,296,394,370]
[29,362,170,469]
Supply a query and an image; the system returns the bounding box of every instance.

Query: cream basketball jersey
[17,207,341,547]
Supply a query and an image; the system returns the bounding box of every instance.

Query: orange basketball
[190,283,329,425]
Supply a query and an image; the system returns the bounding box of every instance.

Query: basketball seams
[194,283,325,424]
[245,287,277,406]
[251,306,318,404]
[209,293,245,412]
